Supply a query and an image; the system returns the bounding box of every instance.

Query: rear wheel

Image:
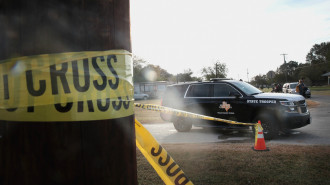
[173,118,192,132]
[253,113,279,140]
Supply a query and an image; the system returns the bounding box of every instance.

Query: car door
[184,84,212,116]
[283,83,288,93]
[212,83,250,122]
[282,84,287,93]
[134,92,141,99]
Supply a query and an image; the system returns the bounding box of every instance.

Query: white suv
[283,83,298,94]
[282,82,311,98]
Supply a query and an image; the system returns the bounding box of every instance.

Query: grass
[137,144,330,185]
[260,88,272,92]
[309,85,330,91]
[310,86,330,96]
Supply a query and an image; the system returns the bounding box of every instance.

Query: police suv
[160,79,311,140]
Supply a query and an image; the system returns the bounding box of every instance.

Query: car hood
[253,93,304,101]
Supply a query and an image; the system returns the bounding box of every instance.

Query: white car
[134,92,149,100]
[282,82,311,98]
[283,83,298,94]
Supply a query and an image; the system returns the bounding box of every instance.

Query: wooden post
[0,0,137,184]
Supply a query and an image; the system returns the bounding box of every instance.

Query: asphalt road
[144,95,330,145]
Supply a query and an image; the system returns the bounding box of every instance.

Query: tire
[160,112,172,122]
[173,118,192,132]
[253,113,279,140]
[143,96,148,100]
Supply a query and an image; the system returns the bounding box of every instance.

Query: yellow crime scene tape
[135,119,193,185]
[0,50,192,184]
[0,50,133,121]
[134,103,256,126]
[134,103,266,183]
[0,50,262,184]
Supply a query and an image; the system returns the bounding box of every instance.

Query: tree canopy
[133,55,147,82]
[201,61,228,80]
[306,42,330,65]
[133,55,172,83]
[172,69,202,83]
[251,41,330,86]
[134,41,330,86]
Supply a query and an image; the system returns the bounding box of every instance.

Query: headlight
[280,101,294,106]
[280,101,298,112]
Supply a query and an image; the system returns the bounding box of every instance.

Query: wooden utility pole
[0,0,137,184]
[280,53,288,64]
[281,53,288,81]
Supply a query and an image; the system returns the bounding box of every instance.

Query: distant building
[322,72,330,85]
[134,81,170,98]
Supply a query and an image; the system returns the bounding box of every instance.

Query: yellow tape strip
[0,50,133,121]
[135,119,193,185]
[134,103,256,126]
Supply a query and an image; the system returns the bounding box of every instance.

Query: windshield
[231,81,262,95]
[290,83,298,89]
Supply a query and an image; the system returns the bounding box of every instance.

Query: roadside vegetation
[137,144,330,185]
[250,42,330,87]
[136,112,330,184]
[133,42,330,89]
[310,86,330,96]
[309,86,330,91]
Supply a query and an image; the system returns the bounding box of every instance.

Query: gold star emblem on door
[220,101,231,112]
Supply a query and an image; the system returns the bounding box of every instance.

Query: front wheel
[253,113,279,140]
[173,118,192,132]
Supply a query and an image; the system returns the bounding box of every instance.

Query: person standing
[297,79,305,96]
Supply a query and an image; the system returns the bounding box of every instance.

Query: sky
[130,0,330,81]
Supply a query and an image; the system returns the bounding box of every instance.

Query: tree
[133,55,147,82]
[273,73,287,84]
[304,42,330,85]
[299,63,327,85]
[306,42,330,65]
[142,64,172,81]
[173,69,202,82]
[266,70,276,79]
[201,62,228,80]
[251,42,330,86]
[133,56,173,82]
[276,61,298,82]
[250,74,268,88]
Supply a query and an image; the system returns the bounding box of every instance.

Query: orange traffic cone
[252,120,269,151]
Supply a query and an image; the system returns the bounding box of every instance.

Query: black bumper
[282,112,311,129]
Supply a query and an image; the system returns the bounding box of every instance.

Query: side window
[214,84,238,97]
[186,84,211,97]
[163,85,189,100]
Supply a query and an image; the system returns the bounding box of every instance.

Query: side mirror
[229,91,241,98]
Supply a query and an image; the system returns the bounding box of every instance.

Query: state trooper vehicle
[160,79,311,140]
